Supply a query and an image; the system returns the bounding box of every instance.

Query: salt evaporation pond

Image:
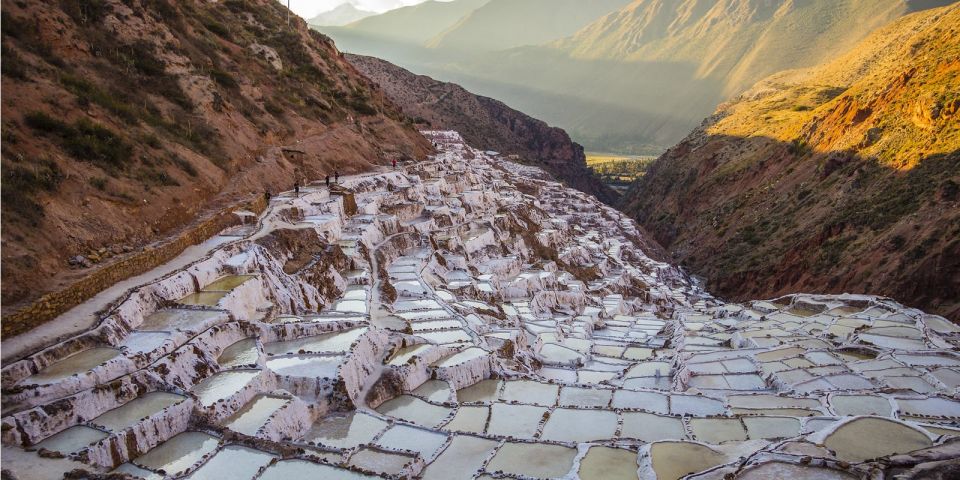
[5,131,959,480]
[23,347,120,385]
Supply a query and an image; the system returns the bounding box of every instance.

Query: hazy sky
[283,0,446,18]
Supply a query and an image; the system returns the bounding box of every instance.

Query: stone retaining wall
[1,196,268,338]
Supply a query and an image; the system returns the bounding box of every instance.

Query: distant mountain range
[621,3,960,320]
[348,54,617,205]
[317,0,956,154]
[307,3,376,26]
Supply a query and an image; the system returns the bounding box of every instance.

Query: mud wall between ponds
[1,196,268,338]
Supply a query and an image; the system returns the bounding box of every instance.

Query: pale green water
[421,435,498,480]
[202,275,255,292]
[443,406,488,433]
[388,344,433,365]
[376,424,448,460]
[620,412,685,442]
[259,460,376,479]
[191,370,259,407]
[824,417,932,461]
[221,395,289,435]
[185,445,275,480]
[486,403,547,438]
[177,291,227,306]
[376,395,453,428]
[558,386,612,407]
[35,426,108,454]
[132,431,219,475]
[456,379,501,403]
[540,408,618,442]
[348,447,415,475]
[578,446,639,480]
[92,392,186,432]
[486,442,577,479]
[649,441,726,480]
[303,411,386,449]
[413,380,454,403]
[25,348,120,385]
[264,327,367,355]
[500,380,558,406]
[432,347,488,368]
[265,355,343,378]
[218,338,259,368]
[689,418,748,443]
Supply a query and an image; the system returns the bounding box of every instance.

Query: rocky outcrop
[346,54,618,205]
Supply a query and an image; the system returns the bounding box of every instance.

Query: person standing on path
[294,179,300,196]
[325,175,330,187]
[335,171,340,184]
[392,158,397,170]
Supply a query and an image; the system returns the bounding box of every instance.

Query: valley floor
[1,132,958,480]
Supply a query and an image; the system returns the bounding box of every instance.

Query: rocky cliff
[0,0,432,313]
[347,54,618,204]
[621,4,960,320]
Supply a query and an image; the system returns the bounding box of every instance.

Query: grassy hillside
[1,0,430,313]
[621,4,960,319]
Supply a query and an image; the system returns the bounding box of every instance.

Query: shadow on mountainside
[622,133,960,321]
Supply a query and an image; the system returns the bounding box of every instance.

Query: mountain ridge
[621,3,960,319]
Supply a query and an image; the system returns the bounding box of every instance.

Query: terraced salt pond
[3,131,958,480]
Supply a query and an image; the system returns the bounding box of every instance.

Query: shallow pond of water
[348,447,414,475]
[303,411,386,449]
[743,416,801,439]
[500,380,558,406]
[185,445,275,480]
[486,403,547,438]
[377,395,453,428]
[177,291,227,307]
[823,417,932,462]
[191,370,259,407]
[265,355,343,378]
[375,424,447,460]
[830,394,891,417]
[443,406,488,433]
[92,392,186,432]
[486,442,577,479]
[540,408,618,442]
[132,431,219,475]
[456,379,501,403]
[218,338,259,368]
[221,395,289,435]
[648,441,726,480]
[138,309,224,332]
[120,332,169,354]
[25,348,121,385]
[578,446,638,480]
[421,435,498,480]
[387,344,433,366]
[413,380,454,403]
[35,425,108,454]
[417,329,472,344]
[689,418,747,443]
[333,300,368,314]
[620,412,685,442]
[558,386,612,407]
[264,327,367,355]
[737,461,856,479]
[433,348,487,368]
[612,390,669,413]
[259,460,376,479]
[202,275,255,292]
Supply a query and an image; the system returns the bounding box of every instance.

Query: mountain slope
[308,3,376,26]
[425,0,631,52]
[320,0,956,154]
[0,0,431,313]
[335,0,489,45]
[348,54,618,205]
[621,4,960,319]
